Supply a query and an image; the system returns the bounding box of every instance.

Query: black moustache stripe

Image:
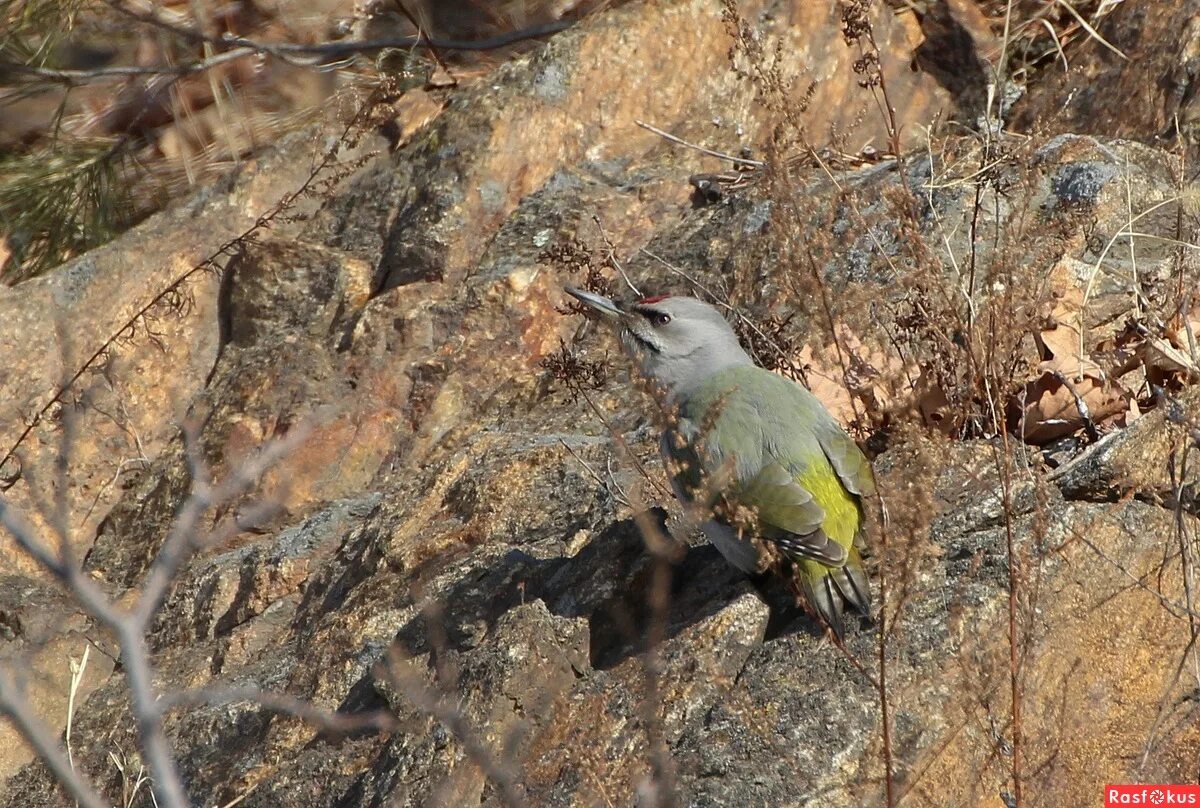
[623,329,660,354]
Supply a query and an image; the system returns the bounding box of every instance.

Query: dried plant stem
[992,428,1024,807]
[392,0,455,81]
[0,85,379,483]
[1138,631,1200,772]
[633,120,763,167]
[160,684,399,734]
[558,438,634,510]
[0,669,109,808]
[592,215,642,297]
[640,547,678,808]
[798,240,896,805]
[615,460,680,805]
[1170,443,1200,687]
[65,643,89,768]
[12,21,573,86]
[861,26,907,186]
[382,647,527,807]
[575,386,672,502]
[873,508,896,808]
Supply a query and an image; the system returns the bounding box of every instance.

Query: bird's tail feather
[796,549,872,640]
[831,547,872,616]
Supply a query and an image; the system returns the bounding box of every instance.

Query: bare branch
[2,414,311,808]
[0,667,109,808]
[160,685,400,736]
[0,496,124,630]
[3,20,574,86]
[0,76,389,808]
[132,420,311,628]
[380,647,526,808]
[6,47,260,83]
[216,21,575,56]
[114,623,189,807]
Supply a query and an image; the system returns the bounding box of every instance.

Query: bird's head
[565,287,753,396]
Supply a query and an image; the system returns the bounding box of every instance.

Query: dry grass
[542,2,1200,804]
[2,1,1199,806]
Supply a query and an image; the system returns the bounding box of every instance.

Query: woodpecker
[566,287,873,637]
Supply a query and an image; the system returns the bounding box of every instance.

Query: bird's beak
[565,286,623,320]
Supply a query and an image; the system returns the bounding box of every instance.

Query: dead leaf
[426,64,458,89]
[915,373,959,435]
[1139,336,1200,383]
[1008,355,1131,444]
[1036,259,1088,361]
[794,326,914,427]
[1126,396,1142,425]
[1037,311,1084,363]
[1166,318,1200,361]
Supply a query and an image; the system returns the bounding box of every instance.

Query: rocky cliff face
[2,2,1199,807]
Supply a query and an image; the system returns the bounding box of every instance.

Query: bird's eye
[647,312,671,327]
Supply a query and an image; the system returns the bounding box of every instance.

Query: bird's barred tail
[796,548,872,640]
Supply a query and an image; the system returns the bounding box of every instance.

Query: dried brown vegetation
[548,1,1200,803]
[0,0,602,282]
[1,1,1199,806]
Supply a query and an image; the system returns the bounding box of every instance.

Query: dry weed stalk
[380,620,527,808]
[0,402,309,806]
[704,1,1197,804]
[0,80,476,808]
[0,83,388,488]
[0,0,581,282]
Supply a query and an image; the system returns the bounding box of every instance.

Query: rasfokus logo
[1106,785,1200,805]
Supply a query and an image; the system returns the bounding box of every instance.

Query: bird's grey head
[565,287,754,398]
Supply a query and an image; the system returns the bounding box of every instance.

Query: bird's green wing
[736,461,847,566]
[739,454,871,638]
[815,419,875,498]
[664,394,854,568]
[666,372,874,637]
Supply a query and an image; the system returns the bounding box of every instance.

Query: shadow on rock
[388,509,770,673]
